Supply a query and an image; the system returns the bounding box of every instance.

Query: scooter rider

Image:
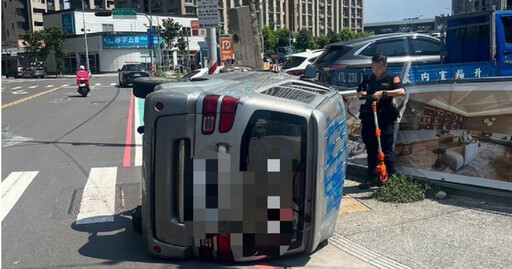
[357,53,405,189]
[76,65,90,90]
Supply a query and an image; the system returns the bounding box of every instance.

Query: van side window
[374,39,408,56]
[410,39,440,55]
[503,16,512,44]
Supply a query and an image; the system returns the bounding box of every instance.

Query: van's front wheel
[132,205,142,233]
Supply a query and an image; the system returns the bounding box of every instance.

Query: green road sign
[113,8,137,18]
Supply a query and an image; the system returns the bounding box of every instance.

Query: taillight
[287,70,305,76]
[219,96,238,133]
[202,95,220,135]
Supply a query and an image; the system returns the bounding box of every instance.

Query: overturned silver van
[135,71,349,262]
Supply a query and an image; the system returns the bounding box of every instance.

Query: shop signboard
[62,13,75,35]
[102,34,163,48]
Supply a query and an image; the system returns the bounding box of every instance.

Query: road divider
[2,87,61,109]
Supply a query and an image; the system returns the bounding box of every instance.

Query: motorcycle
[77,78,90,97]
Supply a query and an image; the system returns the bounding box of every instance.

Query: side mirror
[302,64,317,80]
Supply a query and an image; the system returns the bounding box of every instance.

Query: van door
[496,12,512,76]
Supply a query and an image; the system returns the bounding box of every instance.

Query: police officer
[357,53,405,189]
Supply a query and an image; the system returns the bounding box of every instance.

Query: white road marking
[76,167,117,224]
[110,83,116,86]
[95,83,101,86]
[29,85,38,89]
[61,84,70,87]
[134,98,142,166]
[1,171,39,222]
[11,86,22,90]
[46,85,54,88]
[12,90,28,95]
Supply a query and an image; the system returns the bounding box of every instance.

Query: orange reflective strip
[375,128,381,137]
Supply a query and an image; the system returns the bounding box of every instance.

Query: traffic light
[95,11,112,16]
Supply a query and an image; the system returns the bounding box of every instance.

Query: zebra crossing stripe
[110,83,116,86]
[61,84,69,87]
[11,86,21,90]
[46,85,54,88]
[1,171,39,222]
[29,86,38,89]
[76,167,117,224]
[95,83,101,86]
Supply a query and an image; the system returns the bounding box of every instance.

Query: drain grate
[68,186,124,215]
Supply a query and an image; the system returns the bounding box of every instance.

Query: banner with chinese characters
[102,34,164,49]
[331,61,499,88]
[342,77,512,191]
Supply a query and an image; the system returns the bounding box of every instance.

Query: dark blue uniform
[357,73,404,181]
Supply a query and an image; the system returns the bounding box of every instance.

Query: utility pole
[148,0,153,70]
[249,0,263,70]
[259,0,264,56]
[81,0,90,74]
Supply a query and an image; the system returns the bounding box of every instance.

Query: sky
[364,0,452,23]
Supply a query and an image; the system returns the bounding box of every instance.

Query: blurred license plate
[132,73,142,77]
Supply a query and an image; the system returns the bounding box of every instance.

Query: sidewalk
[329,178,512,269]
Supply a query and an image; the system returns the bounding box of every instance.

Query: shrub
[154,70,168,78]
[372,174,430,203]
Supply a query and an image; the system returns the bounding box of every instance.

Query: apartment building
[452,0,511,15]
[1,0,114,57]
[114,0,363,37]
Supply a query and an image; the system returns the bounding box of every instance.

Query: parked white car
[281,49,324,76]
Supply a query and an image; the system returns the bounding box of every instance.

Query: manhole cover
[68,186,124,215]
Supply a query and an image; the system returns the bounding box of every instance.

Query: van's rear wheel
[132,205,142,233]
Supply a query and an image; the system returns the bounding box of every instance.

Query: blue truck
[329,10,512,191]
[330,10,512,87]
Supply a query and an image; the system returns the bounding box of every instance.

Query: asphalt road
[2,75,357,269]
[2,75,511,269]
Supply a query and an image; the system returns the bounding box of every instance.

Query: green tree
[357,31,373,38]
[262,26,278,54]
[161,18,182,66]
[295,28,315,51]
[23,30,49,62]
[43,27,67,75]
[176,31,188,66]
[275,28,294,48]
[327,30,341,44]
[315,35,330,49]
[338,28,357,41]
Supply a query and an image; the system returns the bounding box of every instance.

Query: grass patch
[372,174,431,203]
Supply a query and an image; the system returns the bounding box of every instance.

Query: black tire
[132,205,142,233]
[132,77,177,98]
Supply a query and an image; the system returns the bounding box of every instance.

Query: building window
[6,29,9,36]
[3,1,6,8]
[185,7,195,15]
[12,23,15,30]
[102,24,114,32]
[35,21,43,26]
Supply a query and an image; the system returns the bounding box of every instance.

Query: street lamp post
[81,0,90,74]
